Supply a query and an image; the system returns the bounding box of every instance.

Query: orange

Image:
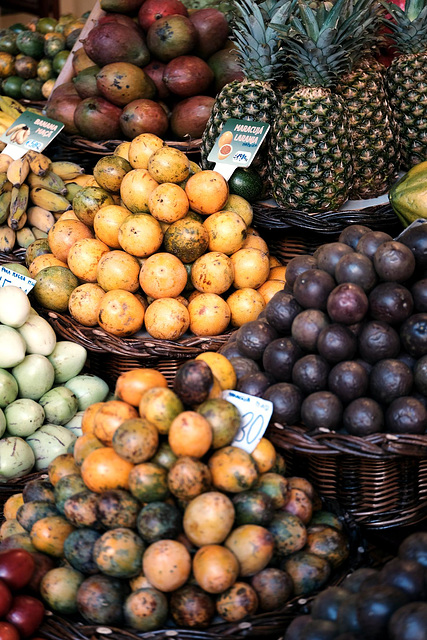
[29,253,67,278]
[67,238,110,282]
[226,288,266,327]
[168,411,212,458]
[96,250,140,292]
[81,446,134,493]
[148,183,189,223]
[251,438,277,474]
[191,251,234,294]
[269,256,282,268]
[203,211,247,255]
[147,147,190,184]
[118,214,163,258]
[48,219,94,263]
[120,169,159,213]
[114,141,131,161]
[185,170,228,215]
[93,399,139,446]
[193,545,239,594]
[231,248,270,289]
[93,204,131,249]
[68,283,106,327]
[116,368,168,407]
[3,494,24,520]
[128,133,164,169]
[257,280,285,304]
[144,298,190,340]
[142,540,191,592]
[73,433,104,466]
[97,289,145,337]
[188,293,231,336]
[269,266,287,282]
[47,453,80,486]
[242,233,269,253]
[81,402,105,435]
[139,253,187,299]
[195,352,237,390]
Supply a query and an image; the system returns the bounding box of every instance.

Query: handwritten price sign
[0,266,35,294]
[222,390,273,454]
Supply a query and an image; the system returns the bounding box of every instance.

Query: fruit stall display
[286,531,427,640]
[0,16,88,103]
[0,359,357,638]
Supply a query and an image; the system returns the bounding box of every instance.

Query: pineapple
[385,0,427,169]
[269,0,379,212]
[200,0,289,171]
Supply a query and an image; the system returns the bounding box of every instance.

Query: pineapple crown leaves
[229,0,292,81]
[381,0,427,54]
[272,0,382,87]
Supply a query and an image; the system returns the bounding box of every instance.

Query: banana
[65,182,83,202]
[0,96,26,120]
[0,155,13,173]
[9,184,29,230]
[27,170,67,195]
[0,172,8,193]
[30,187,71,213]
[5,123,25,137]
[0,112,15,128]
[16,227,36,248]
[11,128,30,145]
[7,156,30,188]
[2,181,12,193]
[0,191,11,225]
[64,174,94,187]
[0,225,16,252]
[0,142,6,152]
[50,161,85,180]
[31,227,48,239]
[26,151,51,177]
[26,206,55,233]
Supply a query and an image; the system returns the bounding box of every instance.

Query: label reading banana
[0,111,64,158]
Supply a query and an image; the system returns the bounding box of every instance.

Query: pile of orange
[27,133,285,339]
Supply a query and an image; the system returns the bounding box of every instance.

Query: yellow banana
[27,170,67,195]
[0,142,6,152]
[31,227,48,239]
[50,161,85,180]
[7,156,30,188]
[9,184,29,230]
[16,227,36,249]
[0,112,15,128]
[0,125,8,137]
[65,174,94,187]
[2,181,12,193]
[29,187,71,213]
[0,191,11,224]
[0,172,8,193]
[26,206,55,233]
[27,107,43,116]
[0,96,25,119]
[26,151,51,177]
[0,155,13,173]
[0,225,15,252]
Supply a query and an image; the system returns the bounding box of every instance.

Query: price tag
[208,118,270,181]
[1,111,64,159]
[223,389,273,454]
[0,266,36,294]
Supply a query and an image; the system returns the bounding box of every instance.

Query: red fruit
[208,47,245,92]
[189,8,229,59]
[74,97,122,141]
[143,60,170,100]
[0,622,20,640]
[6,596,44,638]
[26,553,56,593]
[120,98,169,139]
[98,14,142,31]
[0,549,35,591]
[170,95,214,139]
[146,15,197,62]
[163,56,214,97]
[138,0,188,32]
[83,23,150,68]
[46,94,82,135]
[0,579,12,617]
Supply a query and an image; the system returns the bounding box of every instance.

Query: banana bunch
[0,152,84,253]
[0,97,43,150]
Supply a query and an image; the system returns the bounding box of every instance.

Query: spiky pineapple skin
[387,52,427,169]
[269,87,353,213]
[200,80,279,170]
[336,58,399,199]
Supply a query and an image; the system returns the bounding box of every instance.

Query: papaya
[389,161,427,227]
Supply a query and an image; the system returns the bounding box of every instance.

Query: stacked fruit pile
[0,151,86,254]
[46,2,242,142]
[286,531,427,640]
[0,15,87,102]
[220,223,427,437]
[1,360,350,630]
[25,135,284,340]
[0,281,112,482]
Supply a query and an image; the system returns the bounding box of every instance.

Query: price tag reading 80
[222,390,274,454]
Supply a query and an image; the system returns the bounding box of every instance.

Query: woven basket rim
[58,132,202,155]
[269,423,427,459]
[37,308,234,358]
[252,201,399,235]
[0,248,27,265]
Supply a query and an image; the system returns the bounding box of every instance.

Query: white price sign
[223,390,274,454]
[0,266,36,294]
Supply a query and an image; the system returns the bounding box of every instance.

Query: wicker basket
[0,470,47,508]
[268,423,427,529]
[0,248,27,266]
[57,132,202,158]
[37,497,364,640]
[252,201,402,236]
